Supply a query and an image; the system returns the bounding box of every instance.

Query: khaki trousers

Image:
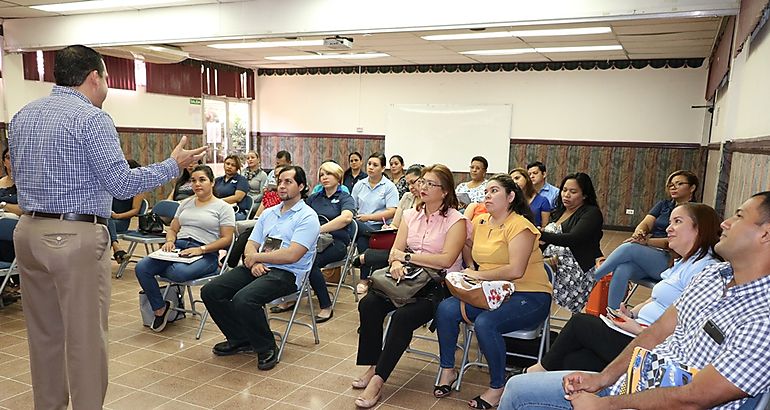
[14,215,111,410]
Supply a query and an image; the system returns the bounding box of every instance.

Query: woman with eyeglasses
[352,164,469,409]
[592,170,698,310]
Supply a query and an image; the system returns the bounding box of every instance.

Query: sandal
[468,395,497,409]
[269,303,295,314]
[433,370,459,398]
[113,250,128,264]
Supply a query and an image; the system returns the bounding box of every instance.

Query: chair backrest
[152,200,180,220]
[217,233,237,275]
[543,262,554,284]
[138,198,149,215]
[0,218,18,242]
[239,195,253,216]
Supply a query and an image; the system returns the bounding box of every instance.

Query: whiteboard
[385,104,512,173]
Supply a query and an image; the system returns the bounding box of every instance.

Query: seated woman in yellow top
[434,174,553,409]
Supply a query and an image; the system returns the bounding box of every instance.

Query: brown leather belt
[25,211,108,226]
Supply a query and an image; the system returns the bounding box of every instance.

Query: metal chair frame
[455,263,554,391]
[158,233,236,339]
[266,253,320,363]
[115,200,180,278]
[0,217,19,309]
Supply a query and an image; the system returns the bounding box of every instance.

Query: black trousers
[359,249,389,280]
[356,291,434,381]
[201,265,297,353]
[541,313,633,372]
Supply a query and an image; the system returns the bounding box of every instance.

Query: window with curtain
[22,52,40,81]
[146,60,203,97]
[103,55,136,90]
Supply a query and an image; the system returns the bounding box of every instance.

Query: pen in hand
[382,217,387,225]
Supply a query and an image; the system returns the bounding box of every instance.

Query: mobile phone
[606,307,622,319]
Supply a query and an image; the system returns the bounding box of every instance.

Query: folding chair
[0,217,19,309]
[266,254,320,363]
[235,196,253,220]
[383,312,447,385]
[455,263,554,391]
[623,277,659,306]
[157,233,236,339]
[323,219,360,309]
[116,200,180,278]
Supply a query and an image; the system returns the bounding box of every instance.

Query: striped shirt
[9,86,178,218]
[608,262,770,409]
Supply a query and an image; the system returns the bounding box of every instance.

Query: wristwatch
[200,245,207,253]
[404,253,412,263]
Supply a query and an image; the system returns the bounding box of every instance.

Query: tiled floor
[0,230,647,409]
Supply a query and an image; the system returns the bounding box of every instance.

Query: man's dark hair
[276,150,292,163]
[278,165,308,198]
[526,161,546,173]
[54,45,105,87]
[752,191,770,224]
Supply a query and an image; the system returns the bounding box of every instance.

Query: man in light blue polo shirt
[527,161,560,208]
[201,165,320,371]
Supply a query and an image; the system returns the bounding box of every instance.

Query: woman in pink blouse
[352,164,470,408]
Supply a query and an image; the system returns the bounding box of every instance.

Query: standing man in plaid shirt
[500,191,770,410]
[9,45,206,409]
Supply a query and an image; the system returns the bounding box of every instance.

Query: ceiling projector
[324,37,353,49]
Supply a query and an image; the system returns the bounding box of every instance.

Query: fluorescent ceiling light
[460,48,535,56]
[423,27,611,41]
[265,53,389,61]
[208,40,325,49]
[461,44,622,56]
[423,32,512,41]
[32,0,188,12]
[510,27,612,37]
[536,45,623,53]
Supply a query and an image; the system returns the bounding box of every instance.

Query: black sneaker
[150,301,172,332]
[212,340,254,356]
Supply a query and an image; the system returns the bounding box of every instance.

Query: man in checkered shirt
[9,45,206,410]
[500,192,770,410]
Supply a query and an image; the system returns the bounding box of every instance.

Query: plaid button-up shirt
[609,262,770,409]
[9,86,178,218]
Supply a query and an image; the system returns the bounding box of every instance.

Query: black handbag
[138,213,164,235]
[369,264,444,307]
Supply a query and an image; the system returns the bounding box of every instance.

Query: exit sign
[189,98,202,105]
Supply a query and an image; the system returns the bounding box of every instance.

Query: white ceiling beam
[3,0,739,51]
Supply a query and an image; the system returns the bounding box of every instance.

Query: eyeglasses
[416,179,442,189]
[667,182,690,189]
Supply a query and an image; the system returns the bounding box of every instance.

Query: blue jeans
[135,238,219,311]
[436,292,552,389]
[499,371,609,410]
[592,242,670,309]
[107,218,130,244]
